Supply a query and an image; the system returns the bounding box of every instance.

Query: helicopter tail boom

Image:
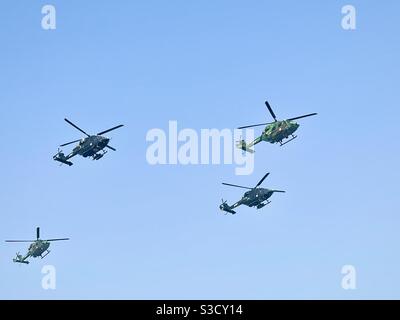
[235,140,255,154]
[13,253,29,264]
[219,201,237,214]
[13,259,29,264]
[53,150,73,166]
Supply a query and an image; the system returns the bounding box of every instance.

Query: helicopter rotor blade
[106,145,116,151]
[238,122,273,129]
[97,125,124,136]
[5,240,36,243]
[265,101,277,121]
[36,227,40,240]
[286,113,317,121]
[272,190,286,193]
[254,172,270,189]
[64,118,90,137]
[60,139,81,147]
[46,238,70,242]
[222,183,252,190]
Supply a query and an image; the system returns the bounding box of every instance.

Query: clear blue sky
[1,1,399,299]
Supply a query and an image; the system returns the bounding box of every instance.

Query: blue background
[0,1,399,299]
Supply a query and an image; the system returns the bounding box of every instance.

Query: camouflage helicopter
[236,100,317,152]
[53,118,124,166]
[5,227,69,264]
[220,172,285,214]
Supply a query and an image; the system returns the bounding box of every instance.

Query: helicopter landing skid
[41,250,51,259]
[257,200,271,210]
[280,135,297,146]
[92,150,108,160]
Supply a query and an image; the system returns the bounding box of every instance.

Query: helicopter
[236,100,317,152]
[219,172,285,214]
[53,118,124,166]
[5,227,69,264]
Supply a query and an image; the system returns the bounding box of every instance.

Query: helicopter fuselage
[240,188,274,207]
[28,240,50,257]
[72,135,110,158]
[262,120,299,144]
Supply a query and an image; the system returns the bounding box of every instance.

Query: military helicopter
[220,172,285,214]
[236,100,317,152]
[53,118,124,166]
[5,227,69,264]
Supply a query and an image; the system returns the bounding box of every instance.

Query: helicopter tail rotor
[219,199,236,214]
[53,149,73,166]
[13,252,29,264]
[235,139,255,154]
